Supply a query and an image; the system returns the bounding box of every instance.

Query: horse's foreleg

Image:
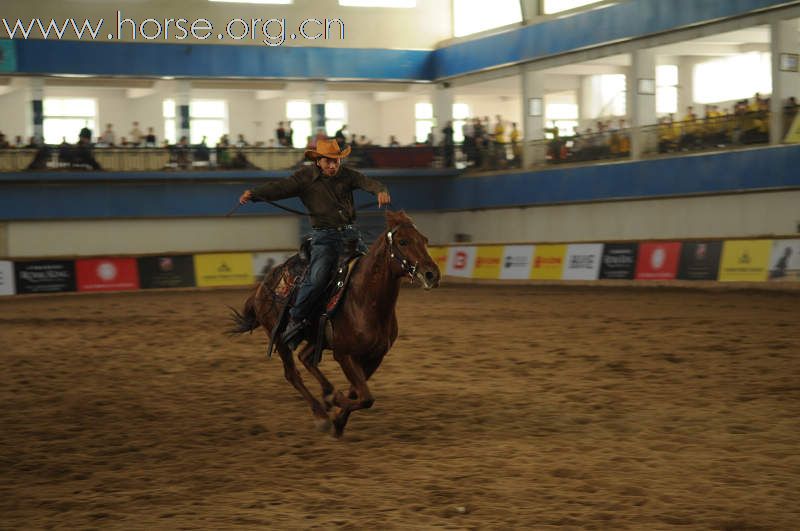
[297,345,336,411]
[331,354,375,438]
[275,344,331,432]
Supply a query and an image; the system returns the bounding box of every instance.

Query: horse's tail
[227,293,259,336]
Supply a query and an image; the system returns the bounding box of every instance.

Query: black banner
[15,260,76,294]
[137,255,196,289]
[678,241,722,280]
[599,243,638,280]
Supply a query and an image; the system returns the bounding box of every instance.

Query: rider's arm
[350,169,388,196]
[249,172,304,202]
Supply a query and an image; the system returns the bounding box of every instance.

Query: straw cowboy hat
[304,138,351,160]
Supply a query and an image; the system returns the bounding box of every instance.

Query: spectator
[509,122,521,167]
[235,133,249,148]
[175,135,190,168]
[334,124,347,149]
[784,96,799,136]
[276,121,287,146]
[359,134,371,147]
[493,115,506,167]
[388,135,400,147]
[0,132,9,148]
[74,126,102,170]
[144,127,157,147]
[442,120,454,167]
[129,121,143,146]
[14,135,24,148]
[99,123,115,146]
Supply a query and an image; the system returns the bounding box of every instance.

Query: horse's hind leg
[297,344,336,411]
[275,343,331,432]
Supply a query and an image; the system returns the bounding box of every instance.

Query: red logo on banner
[76,258,140,292]
[453,251,468,270]
[635,242,681,280]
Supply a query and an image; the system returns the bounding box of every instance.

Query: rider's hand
[377,191,391,207]
[239,190,253,205]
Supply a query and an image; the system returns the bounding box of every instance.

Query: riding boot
[281,317,309,351]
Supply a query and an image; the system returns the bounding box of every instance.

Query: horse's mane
[384,209,413,228]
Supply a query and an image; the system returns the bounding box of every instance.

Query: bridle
[386,224,420,282]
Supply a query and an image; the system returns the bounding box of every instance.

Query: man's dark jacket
[249,164,387,229]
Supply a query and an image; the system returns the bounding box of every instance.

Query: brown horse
[229,210,440,437]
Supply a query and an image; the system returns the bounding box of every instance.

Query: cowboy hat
[304,138,351,160]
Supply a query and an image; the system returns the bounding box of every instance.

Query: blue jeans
[290,227,366,321]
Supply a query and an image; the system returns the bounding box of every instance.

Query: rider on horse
[238,138,391,355]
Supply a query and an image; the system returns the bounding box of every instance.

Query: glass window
[453,0,522,37]
[339,0,415,6]
[656,65,678,115]
[599,74,626,117]
[287,100,311,119]
[543,0,604,15]
[452,103,470,143]
[287,100,313,148]
[163,98,228,145]
[545,93,579,138]
[43,98,97,144]
[693,52,772,104]
[414,102,434,143]
[325,101,347,137]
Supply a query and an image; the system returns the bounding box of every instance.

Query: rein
[386,224,420,283]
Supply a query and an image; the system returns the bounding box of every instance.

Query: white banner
[499,245,535,280]
[446,246,477,278]
[252,251,294,282]
[0,261,15,295]
[563,243,604,280]
[768,239,800,281]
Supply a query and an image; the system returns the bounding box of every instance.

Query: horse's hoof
[314,417,332,433]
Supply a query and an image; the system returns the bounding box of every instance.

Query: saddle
[263,238,363,363]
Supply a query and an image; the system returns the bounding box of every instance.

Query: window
[543,0,605,15]
[287,100,311,148]
[163,99,228,145]
[339,0,415,6]
[544,92,579,138]
[325,101,347,137]
[656,65,678,115]
[599,74,626,117]
[43,98,96,144]
[453,0,522,37]
[452,103,470,143]
[415,102,433,143]
[693,52,772,104]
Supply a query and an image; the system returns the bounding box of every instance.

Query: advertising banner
[194,253,254,287]
[472,246,504,279]
[446,246,476,278]
[426,246,449,274]
[76,258,140,292]
[530,244,567,280]
[599,243,638,279]
[137,255,196,289]
[677,241,723,280]
[499,245,535,280]
[252,252,294,283]
[562,244,603,281]
[15,260,76,294]
[767,239,800,281]
[635,242,681,280]
[718,240,771,282]
[0,261,15,296]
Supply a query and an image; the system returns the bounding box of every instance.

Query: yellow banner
[718,240,771,282]
[427,246,448,273]
[530,244,567,280]
[194,253,254,287]
[472,245,504,279]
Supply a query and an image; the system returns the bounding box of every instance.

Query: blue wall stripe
[1,146,798,221]
[9,0,797,80]
[14,40,435,80]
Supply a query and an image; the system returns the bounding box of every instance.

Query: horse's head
[384,210,440,290]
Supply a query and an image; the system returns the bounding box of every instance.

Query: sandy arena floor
[1,283,799,529]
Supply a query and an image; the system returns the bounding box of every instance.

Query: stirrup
[281,318,308,347]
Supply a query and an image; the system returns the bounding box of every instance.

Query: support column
[627,49,656,159]
[432,83,454,145]
[176,79,191,142]
[311,82,326,138]
[29,77,44,145]
[770,20,800,144]
[521,66,545,168]
[520,0,541,22]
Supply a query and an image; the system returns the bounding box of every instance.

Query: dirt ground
[1,283,799,530]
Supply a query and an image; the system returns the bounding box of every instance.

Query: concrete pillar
[176,79,191,142]
[29,77,44,145]
[628,49,656,159]
[521,66,545,167]
[311,82,326,137]
[432,84,454,145]
[676,57,694,119]
[770,20,800,144]
[520,0,541,21]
